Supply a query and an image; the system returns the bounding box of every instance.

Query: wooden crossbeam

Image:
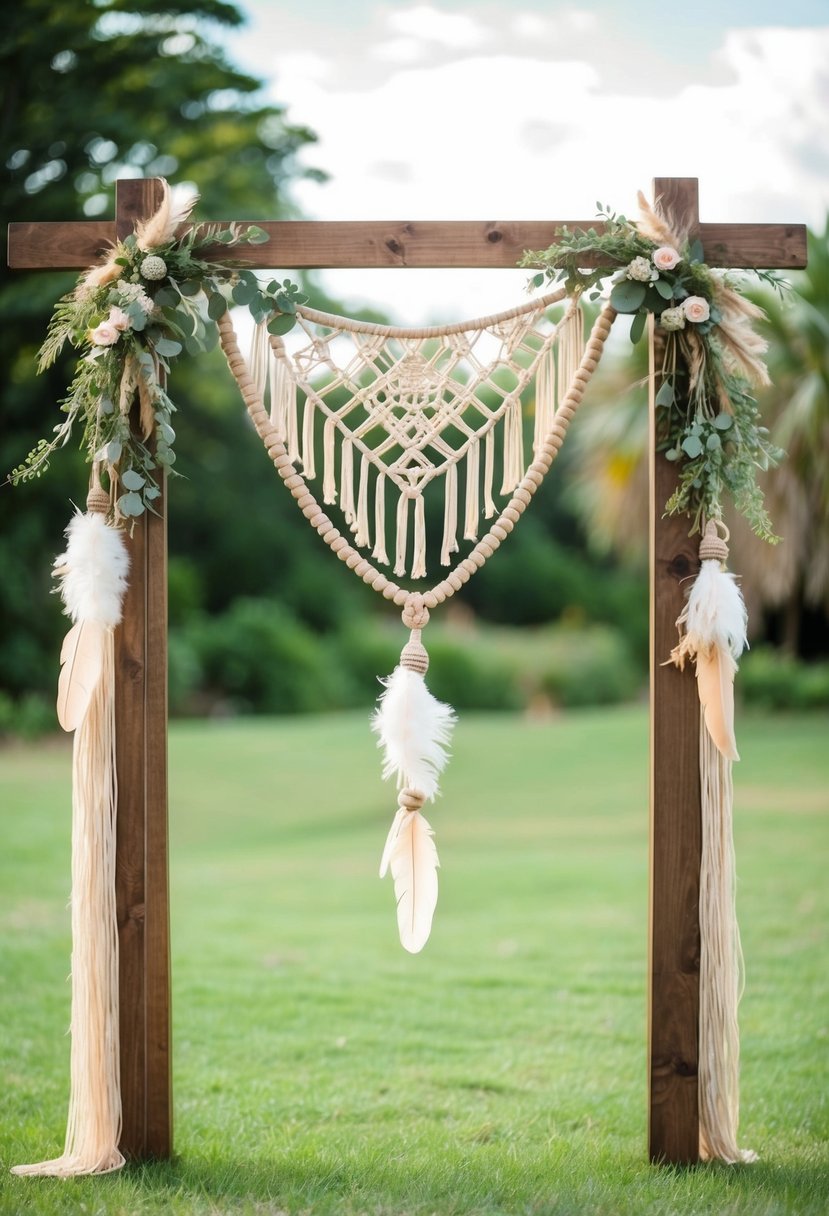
[6,178,807,1170]
[8,217,807,271]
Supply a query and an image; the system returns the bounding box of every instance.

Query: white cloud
[387,5,490,49]
[252,18,828,323]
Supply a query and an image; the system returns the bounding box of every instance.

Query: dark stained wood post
[113,178,172,1160]
[7,179,806,1169]
[647,178,703,1164]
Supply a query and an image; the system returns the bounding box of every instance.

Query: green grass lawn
[1,707,827,1215]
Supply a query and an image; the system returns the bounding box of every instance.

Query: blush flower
[682,296,710,324]
[108,307,131,332]
[652,245,681,271]
[89,321,120,347]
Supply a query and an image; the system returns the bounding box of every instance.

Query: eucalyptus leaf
[246,226,269,244]
[154,337,182,358]
[120,468,146,491]
[689,238,705,263]
[207,293,228,320]
[714,413,734,430]
[609,279,646,313]
[706,433,722,451]
[654,278,674,300]
[178,280,201,297]
[232,281,257,305]
[629,311,647,344]
[118,491,144,517]
[267,312,296,336]
[274,293,296,314]
[681,435,704,458]
[144,486,162,501]
[154,287,179,308]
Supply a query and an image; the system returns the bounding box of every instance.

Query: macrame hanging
[220,292,614,954]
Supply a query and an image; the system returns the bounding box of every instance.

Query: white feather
[384,808,440,954]
[680,559,748,660]
[371,666,455,800]
[54,513,129,627]
[379,808,407,878]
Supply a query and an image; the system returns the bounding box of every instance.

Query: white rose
[627,256,655,282]
[659,307,686,332]
[682,296,710,324]
[90,321,120,346]
[653,245,682,271]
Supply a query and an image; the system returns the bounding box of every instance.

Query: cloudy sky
[226,0,828,322]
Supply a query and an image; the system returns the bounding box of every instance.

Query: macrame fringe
[500,397,524,495]
[355,453,371,549]
[533,346,555,454]
[557,300,584,410]
[14,495,128,1179]
[249,320,269,402]
[340,438,355,528]
[268,356,299,464]
[669,519,755,1165]
[484,429,496,519]
[301,398,316,479]
[464,438,480,540]
[411,495,427,580]
[372,601,455,953]
[394,493,409,578]
[441,464,459,566]
[323,417,337,505]
[373,473,388,565]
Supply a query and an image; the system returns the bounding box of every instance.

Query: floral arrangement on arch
[522,192,787,541]
[10,182,305,519]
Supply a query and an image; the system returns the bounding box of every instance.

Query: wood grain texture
[113,178,172,1161]
[647,178,703,1166]
[8,218,807,270]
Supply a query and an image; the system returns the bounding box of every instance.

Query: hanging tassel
[669,518,755,1164]
[354,453,371,548]
[440,464,459,566]
[394,492,409,577]
[500,397,524,494]
[411,494,427,579]
[484,429,496,518]
[670,521,747,761]
[13,473,129,1178]
[373,472,389,565]
[533,346,556,453]
[340,437,355,528]
[464,438,480,540]
[301,397,316,479]
[372,597,455,953]
[323,417,337,505]
[557,300,583,409]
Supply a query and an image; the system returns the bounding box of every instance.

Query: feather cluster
[372,660,456,952]
[135,180,199,252]
[53,513,129,732]
[671,559,748,761]
[371,666,455,800]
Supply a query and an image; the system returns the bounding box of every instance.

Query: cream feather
[371,666,455,800]
[696,644,739,761]
[57,620,107,732]
[382,808,440,954]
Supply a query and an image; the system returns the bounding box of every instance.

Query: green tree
[0,0,326,697]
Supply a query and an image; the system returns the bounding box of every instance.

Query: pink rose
[89,321,120,346]
[682,296,710,324]
[652,245,681,271]
[108,306,131,331]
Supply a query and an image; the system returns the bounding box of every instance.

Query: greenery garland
[521,202,787,541]
[10,197,306,519]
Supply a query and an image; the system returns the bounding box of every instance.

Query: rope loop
[398,788,426,813]
[402,593,430,630]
